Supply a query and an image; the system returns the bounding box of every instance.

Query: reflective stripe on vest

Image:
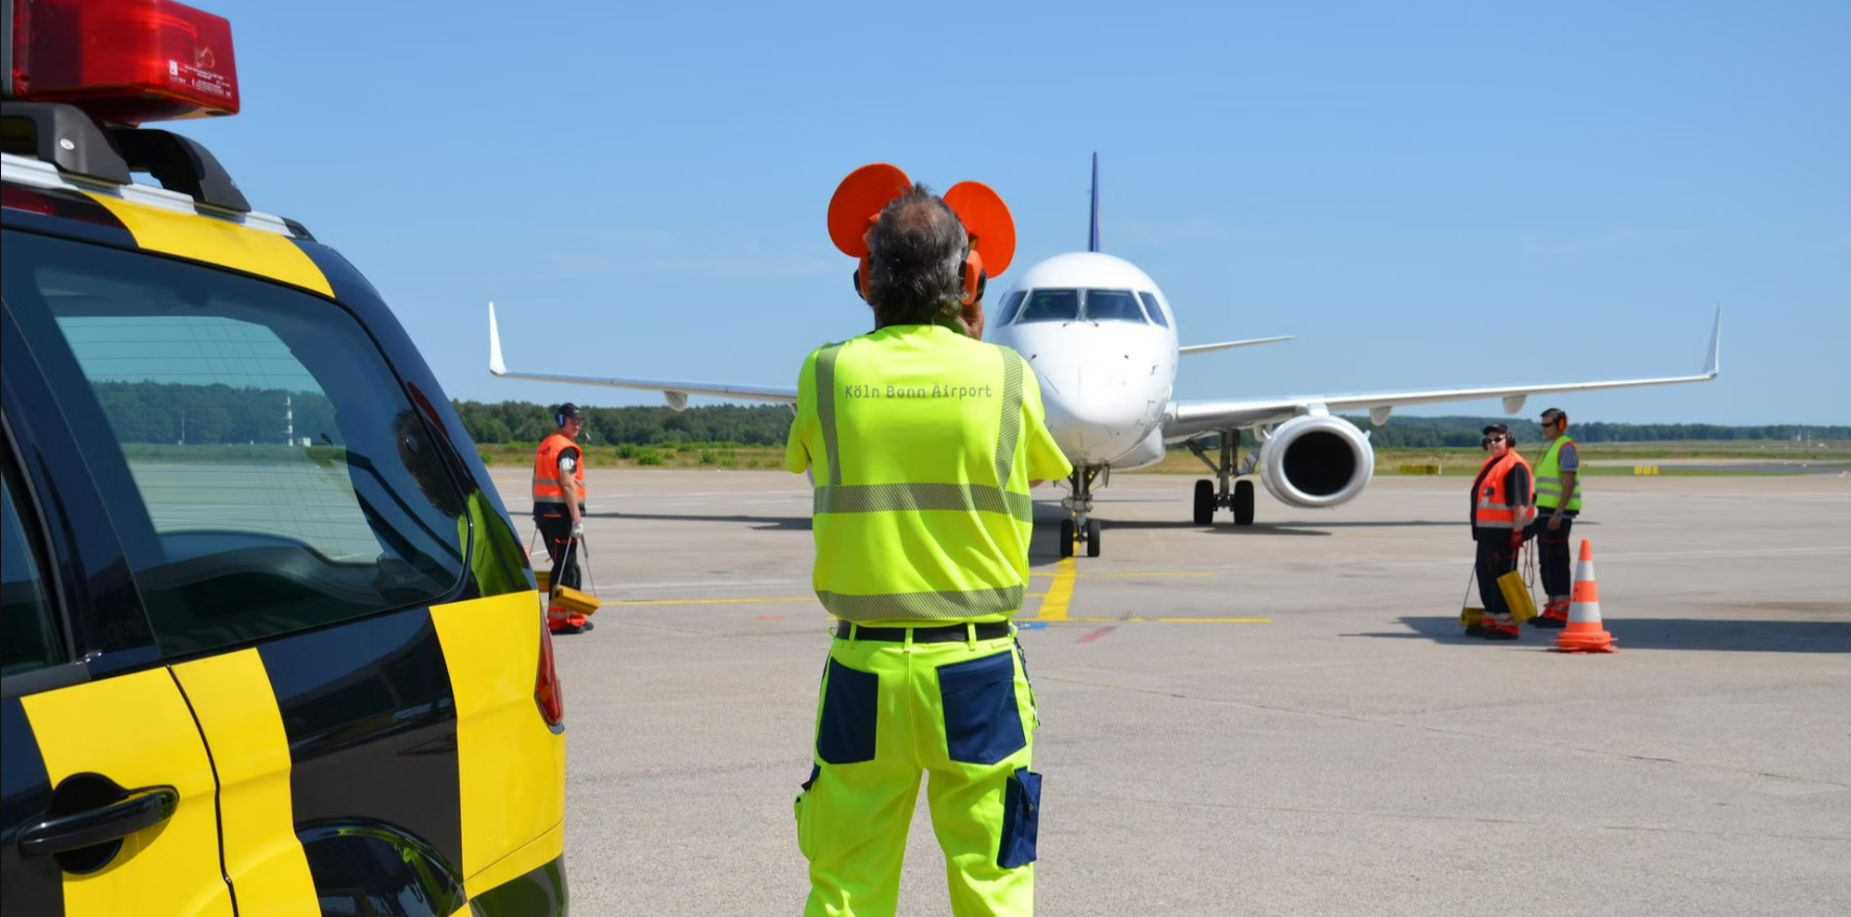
[1474,451,1535,529]
[809,337,1031,622]
[1535,436,1582,511]
[532,433,586,506]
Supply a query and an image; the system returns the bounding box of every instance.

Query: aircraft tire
[1234,479,1255,526]
[1192,480,1215,525]
[1086,518,1102,557]
[1059,519,1076,558]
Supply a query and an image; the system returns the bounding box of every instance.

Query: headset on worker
[1481,422,1517,451]
[826,163,1017,310]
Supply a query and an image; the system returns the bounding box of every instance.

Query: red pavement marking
[1078,626,1116,643]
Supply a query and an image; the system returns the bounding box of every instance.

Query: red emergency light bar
[10,0,238,125]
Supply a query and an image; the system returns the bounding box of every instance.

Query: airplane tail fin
[1088,152,1101,253]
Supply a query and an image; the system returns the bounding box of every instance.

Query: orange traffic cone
[1553,539,1616,653]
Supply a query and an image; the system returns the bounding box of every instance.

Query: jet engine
[1257,414,1374,509]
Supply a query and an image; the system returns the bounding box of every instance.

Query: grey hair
[864,184,968,327]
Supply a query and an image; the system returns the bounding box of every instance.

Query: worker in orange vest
[1466,422,1535,640]
[534,403,592,634]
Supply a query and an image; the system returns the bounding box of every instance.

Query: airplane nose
[1034,362,1151,463]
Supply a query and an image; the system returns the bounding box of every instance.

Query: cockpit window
[1015,289,1079,323]
[1137,292,1170,328]
[994,290,1027,326]
[1084,289,1145,323]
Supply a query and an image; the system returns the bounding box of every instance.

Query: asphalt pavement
[490,467,1851,917]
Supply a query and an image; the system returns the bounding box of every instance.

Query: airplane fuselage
[987,252,1178,470]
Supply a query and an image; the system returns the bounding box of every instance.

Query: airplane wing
[1179,335,1295,356]
[1163,309,1720,441]
[488,303,798,409]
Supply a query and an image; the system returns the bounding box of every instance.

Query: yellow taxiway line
[1066,617,1272,623]
[1029,572,1217,578]
[1036,558,1079,621]
[602,562,1258,622]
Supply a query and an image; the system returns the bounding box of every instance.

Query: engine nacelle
[1257,415,1374,509]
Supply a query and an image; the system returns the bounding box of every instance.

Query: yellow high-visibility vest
[785,325,1073,625]
[1535,436,1582,512]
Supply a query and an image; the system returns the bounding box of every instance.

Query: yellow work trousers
[796,626,1041,917]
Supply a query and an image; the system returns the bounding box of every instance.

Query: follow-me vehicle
[1,1,566,914]
[490,155,1718,557]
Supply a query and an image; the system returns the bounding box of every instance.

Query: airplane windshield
[1015,289,1079,323]
[1084,289,1146,323]
[1138,292,1169,328]
[993,290,1027,325]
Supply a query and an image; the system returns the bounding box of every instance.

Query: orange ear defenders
[944,180,1015,306]
[827,164,1016,306]
[828,164,911,302]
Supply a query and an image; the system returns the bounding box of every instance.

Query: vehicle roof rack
[111,127,249,213]
[1,100,251,212]
[0,101,131,184]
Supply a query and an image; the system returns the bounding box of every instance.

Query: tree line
[91,381,337,445]
[1334,415,1849,448]
[77,382,1848,448]
[451,400,793,446]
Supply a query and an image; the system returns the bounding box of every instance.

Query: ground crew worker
[1466,422,1534,640]
[1528,407,1581,628]
[785,185,1072,916]
[534,403,591,634]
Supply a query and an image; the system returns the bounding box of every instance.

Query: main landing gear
[1187,430,1255,526]
[1059,466,1104,558]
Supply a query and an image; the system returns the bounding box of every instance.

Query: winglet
[1703,307,1721,378]
[488,302,507,376]
[1088,152,1102,253]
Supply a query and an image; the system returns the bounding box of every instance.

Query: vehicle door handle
[18,786,179,856]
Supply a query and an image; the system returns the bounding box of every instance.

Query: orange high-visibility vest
[532,433,586,509]
[1473,451,1534,530]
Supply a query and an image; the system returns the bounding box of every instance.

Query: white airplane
[489,155,1720,557]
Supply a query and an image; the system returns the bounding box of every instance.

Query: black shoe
[1463,625,1488,638]
[1483,629,1519,641]
[1531,616,1567,629]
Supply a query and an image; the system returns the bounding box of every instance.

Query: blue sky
[178,0,1847,425]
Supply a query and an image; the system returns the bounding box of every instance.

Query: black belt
[834,621,1012,643]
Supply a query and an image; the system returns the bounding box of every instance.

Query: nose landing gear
[1060,466,1104,557]
[1187,430,1256,526]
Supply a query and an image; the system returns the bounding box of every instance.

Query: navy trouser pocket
[816,658,879,764]
[997,767,1041,869]
[937,650,1026,765]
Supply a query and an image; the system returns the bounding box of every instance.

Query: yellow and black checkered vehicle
[1,6,567,914]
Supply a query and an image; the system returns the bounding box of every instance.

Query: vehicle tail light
[534,618,565,728]
[10,0,239,125]
[1,184,126,228]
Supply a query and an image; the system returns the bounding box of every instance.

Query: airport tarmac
[489,467,1851,917]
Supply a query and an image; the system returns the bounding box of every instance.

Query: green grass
[117,443,349,466]
[474,442,782,469]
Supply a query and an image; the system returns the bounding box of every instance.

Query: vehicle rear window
[1015,289,1079,323]
[1,230,467,658]
[1,456,63,676]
